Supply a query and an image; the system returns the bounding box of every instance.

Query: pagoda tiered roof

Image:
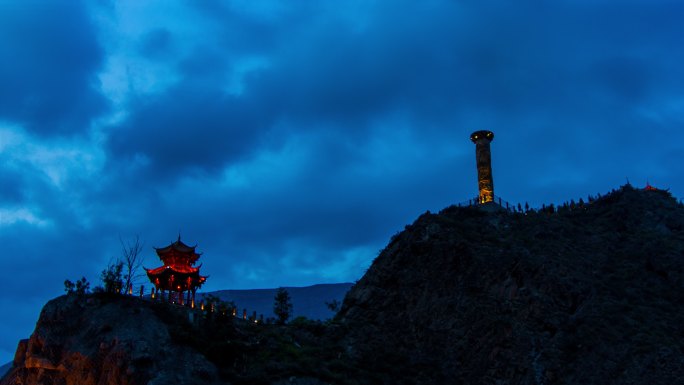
[154,235,201,265]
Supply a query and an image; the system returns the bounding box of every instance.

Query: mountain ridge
[4,184,684,384]
[203,282,353,321]
[338,184,684,383]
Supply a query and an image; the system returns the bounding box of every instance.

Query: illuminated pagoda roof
[643,182,670,193]
[154,234,201,265]
[145,235,208,292]
[145,266,207,292]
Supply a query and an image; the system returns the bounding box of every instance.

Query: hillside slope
[339,185,684,384]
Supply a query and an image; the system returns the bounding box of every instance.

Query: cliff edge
[1,294,220,385]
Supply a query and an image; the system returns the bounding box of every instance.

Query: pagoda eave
[146,268,206,292]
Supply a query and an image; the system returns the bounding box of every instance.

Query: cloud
[0,167,25,204]
[0,1,108,136]
[9,0,683,292]
[107,83,271,177]
[138,28,173,59]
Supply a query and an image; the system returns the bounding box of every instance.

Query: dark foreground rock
[1,293,355,385]
[2,294,220,385]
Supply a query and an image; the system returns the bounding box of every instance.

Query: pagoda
[145,235,207,306]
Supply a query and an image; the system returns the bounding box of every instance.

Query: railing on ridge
[455,195,517,213]
[124,285,266,324]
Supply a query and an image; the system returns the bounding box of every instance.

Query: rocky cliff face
[339,185,684,384]
[1,294,220,385]
[1,291,353,385]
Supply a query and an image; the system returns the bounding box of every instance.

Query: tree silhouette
[325,299,340,313]
[120,235,144,294]
[273,287,293,325]
[101,261,123,294]
[64,277,90,295]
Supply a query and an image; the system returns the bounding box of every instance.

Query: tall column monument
[470,130,495,204]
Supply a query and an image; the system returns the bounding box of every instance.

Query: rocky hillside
[339,185,684,384]
[4,185,684,385]
[1,293,357,385]
[1,294,222,385]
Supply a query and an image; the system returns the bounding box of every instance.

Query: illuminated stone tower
[470,130,495,204]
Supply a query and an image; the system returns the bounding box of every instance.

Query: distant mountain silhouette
[201,283,352,321]
[0,363,9,379]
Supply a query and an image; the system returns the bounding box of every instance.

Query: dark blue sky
[1,0,683,363]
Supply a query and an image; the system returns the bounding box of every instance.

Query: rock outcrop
[339,185,684,384]
[1,290,353,385]
[2,294,220,385]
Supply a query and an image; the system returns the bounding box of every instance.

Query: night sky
[1,0,683,364]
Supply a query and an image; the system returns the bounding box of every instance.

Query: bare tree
[120,235,145,293]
